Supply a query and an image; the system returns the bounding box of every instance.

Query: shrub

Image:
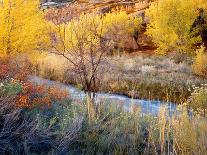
[0,96,82,155]
[188,84,207,117]
[1,79,23,96]
[192,45,207,76]
[1,79,69,108]
[0,57,33,82]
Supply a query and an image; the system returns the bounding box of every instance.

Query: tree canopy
[0,0,51,57]
[146,0,207,55]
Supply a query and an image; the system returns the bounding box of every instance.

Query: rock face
[92,0,149,16]
[42,0,149,16]
[41,0,73,9]
[42,0,71,3]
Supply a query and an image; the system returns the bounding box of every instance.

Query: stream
[29,76,177,115]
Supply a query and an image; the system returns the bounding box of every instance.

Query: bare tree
[50,13,113,100]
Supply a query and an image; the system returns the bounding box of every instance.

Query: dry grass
[35,54,68,81]
[1,75,207,154]
[34,54,207,103]
[1,89,207,154]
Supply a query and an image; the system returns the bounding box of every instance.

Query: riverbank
[29,75,177,115]
[35,54,207,104]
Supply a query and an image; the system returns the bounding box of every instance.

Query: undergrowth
[0,80,207,155]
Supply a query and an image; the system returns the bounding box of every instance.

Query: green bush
[1,80,22,96]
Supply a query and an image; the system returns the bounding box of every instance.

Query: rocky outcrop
[43,0,149,16]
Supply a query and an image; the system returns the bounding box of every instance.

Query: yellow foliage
[103,11,142,48]
[54,13,101,54]
[192,46,207,76]
[0,0,51,57]
[146,0,207,55]
[54,11,142,53]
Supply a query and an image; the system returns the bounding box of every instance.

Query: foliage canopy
[0,0,51,57]
[146,0,207,55]
[54,11,142,53]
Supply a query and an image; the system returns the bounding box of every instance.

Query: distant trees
[0,0,51,58]
[45,4,83,24]
[145,0,207,55]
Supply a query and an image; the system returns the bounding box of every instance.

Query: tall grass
[0,89,207,155]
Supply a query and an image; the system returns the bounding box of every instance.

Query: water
[29,76,177,115]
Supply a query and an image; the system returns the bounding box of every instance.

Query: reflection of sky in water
[29,76,177,116]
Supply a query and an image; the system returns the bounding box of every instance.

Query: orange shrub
[0,57,69,109]
[15,82,69,109]
[0,57,32,81]
[48,86,69,101]
[16,95,30,108]
[0,64,9,78]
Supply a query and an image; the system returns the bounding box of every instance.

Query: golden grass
[35,54,69,81]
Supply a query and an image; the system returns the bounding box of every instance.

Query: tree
[192,45,207,76]
[0,0,51,58]
[102,11,142,52]
[145,0,207,55]
[51,11,141,95]
[49,11,141,121]
[51,13,110,95]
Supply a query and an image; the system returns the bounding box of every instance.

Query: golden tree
[146,0,207,55]
[192,45,207,76]
[102,11,142,51]
[0,0,51,57]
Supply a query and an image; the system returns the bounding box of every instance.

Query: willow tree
[0,0,51,58]
[146,0,207,55]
